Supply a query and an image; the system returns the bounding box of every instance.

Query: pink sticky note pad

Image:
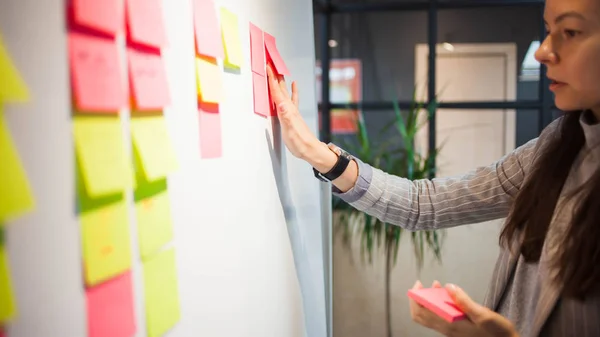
[72,0,123,36]
[264,32,290,76]
[407,287,467,323]
[127,49,171,110]
[249,23,265,76]
[68,32,126,112]
[126,0,167,48]
[86,272,136,337]
[193,0,224,58]
[199,106,222,159]
[252,73,269,117]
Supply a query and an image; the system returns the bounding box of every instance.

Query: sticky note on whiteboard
[130,115,178,182]
[0,34,29,102]
[193,0,224,58]
[143,248,181,337]
[80,199,132,287]
[125,0,167,48]
[195,57,222,104]
[249,22,265,76]
[127,49,171,111]
[135,191,173,260]
[252,73,269,117]
[73,116,134,198]
[264,32,290,76]
[219,7,243,69]
[86,271,136,337]
[68,32,126,112]
[72,0,123,36]
[0,111,35,223]
[0,243,17,322]
[406,287,466,323]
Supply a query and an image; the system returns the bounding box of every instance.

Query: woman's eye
[564,29,579,37]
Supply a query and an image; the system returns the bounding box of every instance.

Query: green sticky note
[143,248,180,337]
[0,33,29,102]
[80,199,132,286]
[73,116,135,198]
[136,190,173,260]
[220,7,243,69]
[130,115,178,182]
[0,242,17,322]
[0,110,35,223]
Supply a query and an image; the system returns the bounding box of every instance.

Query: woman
[266,0,600,335]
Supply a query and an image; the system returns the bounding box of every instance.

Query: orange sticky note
[69,32,126,112]
[264,32,290,76]
[199,108,222,159]
[128,49,171,110]
[125,0,167,48]
[72,0,123,36]
[407,287,466,323]
[195,57,222,104]
[252,73,269,117]
[249,23,265,76]
[193,0,224,58]
[86,272,136,337]
[80,199,132,287]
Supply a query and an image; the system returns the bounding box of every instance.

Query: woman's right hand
[265,64,325,161]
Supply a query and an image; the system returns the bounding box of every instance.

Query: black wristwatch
[313,143,352,182]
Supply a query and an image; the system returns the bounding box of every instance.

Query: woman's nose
[534,36,557,65]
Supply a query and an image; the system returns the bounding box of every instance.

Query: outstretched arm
[266,65,538,230]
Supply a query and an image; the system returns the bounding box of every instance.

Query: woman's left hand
[409,280,519,337]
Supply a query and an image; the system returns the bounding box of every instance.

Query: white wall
[0,0,328,336]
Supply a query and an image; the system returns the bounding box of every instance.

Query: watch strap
[313,143,352,182]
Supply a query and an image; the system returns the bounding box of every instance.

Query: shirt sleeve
[332,137,539,231]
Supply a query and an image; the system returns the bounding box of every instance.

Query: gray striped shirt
[333,110,600,336]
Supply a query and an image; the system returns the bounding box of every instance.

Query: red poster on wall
[316,59,362,134]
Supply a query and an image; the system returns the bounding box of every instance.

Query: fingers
[278,74,290,98]
[446,284,487,322]
[432,280,442,288]
[266,65,285,103]
[291,81,299,107]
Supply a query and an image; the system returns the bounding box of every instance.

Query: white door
[411,42,517,311]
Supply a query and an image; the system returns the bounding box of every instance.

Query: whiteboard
[0,0,329,336]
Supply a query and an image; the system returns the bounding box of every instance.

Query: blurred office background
[313,1,555,336]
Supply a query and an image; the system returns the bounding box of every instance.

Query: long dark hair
[499,110,600,299]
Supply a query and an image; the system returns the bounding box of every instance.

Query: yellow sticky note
[80,199,132,286]
[143,248,180,337]
[0,111,35,222]
[195,57,223,103]
[136,191,173,260]
[0,243,17,322]
[0,34,29,102]
[131,115,178,182]
[220,8,243,68]
[73,116,134,198]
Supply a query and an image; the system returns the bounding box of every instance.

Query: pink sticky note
[249,23,265,76]
[127,49,171,110]
[73,0,123,36]
[264,32,290,76]
[199,107,222,159]
[407,287,466,323]
[193,0,224,58]
[86,272,136,337]
[252,73,269,117]
[69,32,126,112]
[126,0,167,48]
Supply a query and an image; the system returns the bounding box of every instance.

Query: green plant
[332,87,446,337]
